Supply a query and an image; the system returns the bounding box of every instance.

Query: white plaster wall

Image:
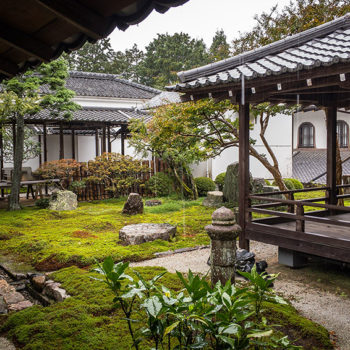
[293,110,350,149]
[195,113,293,180]
[73,96,147,109]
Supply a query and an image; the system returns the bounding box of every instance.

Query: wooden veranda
[168,15,350,264]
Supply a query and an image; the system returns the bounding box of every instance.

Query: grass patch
[0,197,211,269]
[0,266,333,350]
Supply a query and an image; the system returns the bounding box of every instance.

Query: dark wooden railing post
[296,204,305,232]
[288,192,295,213]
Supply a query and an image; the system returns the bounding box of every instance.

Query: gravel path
[0,338,16,350]
[131,242,350,350]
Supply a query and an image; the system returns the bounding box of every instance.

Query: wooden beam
[43,123,48,163]
[238,101,250,250]
[95,128,99,157]
[71,130,76,160]
[107,125,111,153]
[102,124,106,154]
[0,21,54,61]
[326,106,337,208]
[36,0,111,40]
[38,135,42,166]
[59,123,64,159]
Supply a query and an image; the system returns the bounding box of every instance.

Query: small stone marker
[145,199,162,207]
[49,190,78,211]
[119,223,176,245]
[122,193,144,215]
[205,207,241,286]
[202,191,223,208]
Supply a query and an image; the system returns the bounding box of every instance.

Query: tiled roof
[24,107,148,124]
[142,91,182,109]
[292,149,350,183]
[41,71,161,99]
[168,14,350,92]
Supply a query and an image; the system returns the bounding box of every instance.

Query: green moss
[263,302,333,349]
[0,267,332,350]
[0,198,211,269]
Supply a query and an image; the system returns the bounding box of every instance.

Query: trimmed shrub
[265,179,271,186]
[214,172,226,191]
[145,172,174,197]
[285,178,304,190]
[35,198,50,209]
[195,177,216,196]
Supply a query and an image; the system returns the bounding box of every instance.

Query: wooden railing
[248,185,350,233]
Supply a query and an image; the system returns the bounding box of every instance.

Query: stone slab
[119,223,176,245]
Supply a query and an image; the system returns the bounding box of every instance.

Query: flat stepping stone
[202,191,223,208]
[0,338,16,350]
[119,223,176,245]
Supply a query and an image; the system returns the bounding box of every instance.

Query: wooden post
[102,124,106,154]
[38,135,42,166]
[95,128,99,157]
[0,127,4,197]
[326,106,337,210]
[107,125,111,153]
[121,128,125,156]
[59,123,64,160]
[71,130,76,160]
[43,123,47,163]
[296,204,305,232]
[238,102,250,250]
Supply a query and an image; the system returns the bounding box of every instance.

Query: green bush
[214,172,226,191]
[265,179,271,186]
[272,179,299,190]
[285,178,304,190]
[35,198,50,209]
[146,172,174,197]
[194,177,216,196]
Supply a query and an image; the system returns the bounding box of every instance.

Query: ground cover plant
[0,197,211,270]
[0,265,333,350]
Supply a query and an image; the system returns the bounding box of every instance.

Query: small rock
[122,193,144,215]
[3,291,25,304]
[43,282,69,301]
[49,190,78,211]
[119,223,176,245]
[0,296,7,314]
[0,279,15,296]
[145,199,162,207]
[8,300,33,311]
[202,191,223,208]
[14,273,26,281]
[32,275,46,292]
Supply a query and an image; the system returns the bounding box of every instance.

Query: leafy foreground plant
[94,257,301,349]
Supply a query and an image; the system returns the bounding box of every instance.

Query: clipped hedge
[195,177,216,196]
[214,172,226,191]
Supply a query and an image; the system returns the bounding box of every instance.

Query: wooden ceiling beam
[35,0,111,40]
[0,21,54,62]
[0,57,19,77]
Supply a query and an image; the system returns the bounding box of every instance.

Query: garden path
[131,241,350,350]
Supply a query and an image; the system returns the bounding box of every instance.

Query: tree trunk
[8,114,25,211]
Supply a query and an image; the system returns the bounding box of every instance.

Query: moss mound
[0,267,333,350]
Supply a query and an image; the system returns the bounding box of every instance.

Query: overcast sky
[110,0,292,52]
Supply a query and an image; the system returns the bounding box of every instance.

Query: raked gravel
[131,241,350,350]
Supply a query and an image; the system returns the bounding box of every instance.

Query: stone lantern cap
[212,206,236,226]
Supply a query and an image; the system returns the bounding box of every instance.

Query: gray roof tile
[168,14,350,92]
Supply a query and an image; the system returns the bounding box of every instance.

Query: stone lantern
[205,206,241,286]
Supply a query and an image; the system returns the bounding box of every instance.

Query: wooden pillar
[238,102,250,251]
[38,135,42,166]
[59,123,64,160]
[326,106,337,207]
[121,128,125,156]
[102,124,106,154]
[71,130,75,160]
[107,125,111,153]
[95,128,99,157]
[43,123,47,163]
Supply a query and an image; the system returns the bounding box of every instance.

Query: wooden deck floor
[274,213,350,242]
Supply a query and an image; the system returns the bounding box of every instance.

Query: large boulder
[49,190,78,211]
[223,163,240,205]
[122,193,144,215]
[119,223,176,245]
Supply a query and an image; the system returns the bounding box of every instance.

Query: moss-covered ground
[0,197,212,270]
[0,266,333,350]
